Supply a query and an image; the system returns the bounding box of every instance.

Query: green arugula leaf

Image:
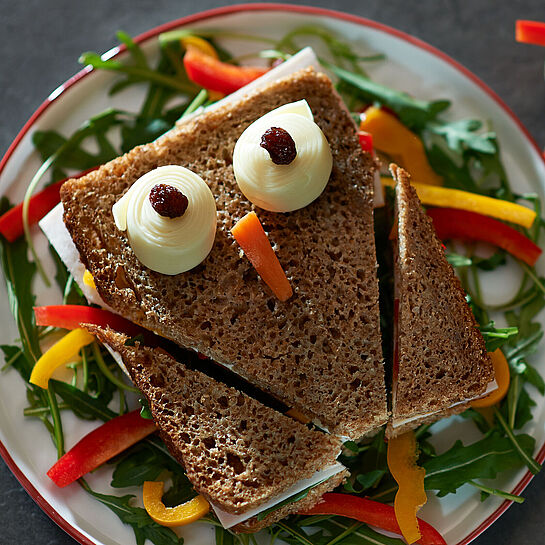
[111,445,165,488]
[325,62,450,129]
[215,526,235,545]
[479,322,518,352]
[427,119,497,154]
[50,379,117,421]
[423,433,535,496]
[446,253,472,267]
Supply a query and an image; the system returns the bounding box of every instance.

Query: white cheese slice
[391,378,498,429]
[211,462,345,529]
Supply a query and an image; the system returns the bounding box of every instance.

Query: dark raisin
[149,184,189,218]
[260,127,297,165]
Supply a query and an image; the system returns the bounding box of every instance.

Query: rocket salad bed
[1,22,544,545]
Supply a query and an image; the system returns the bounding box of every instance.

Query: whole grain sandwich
[86,325,346,532]
[387,164,496,437]
[60,67,388,440]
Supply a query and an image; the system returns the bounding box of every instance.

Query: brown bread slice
[387,165,494,437]
[61,68,387,439]
[86,325,345,522]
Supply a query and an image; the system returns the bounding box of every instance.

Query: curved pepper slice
[183,45,268,95]
[360,106,442,186]
[381,177,536,228]
[387,431,427,544]
[231,211,293,301]
[34,305,147,339]
[47,410,157,487]
[427,207,542,266]
[143,481,210,527]
[299,493,445,545]
[180,35,218,59]
[471,349,510,408]
[30,328,95,389]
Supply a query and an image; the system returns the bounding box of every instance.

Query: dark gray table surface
[2,0,545,544]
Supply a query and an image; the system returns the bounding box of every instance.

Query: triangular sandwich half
[61,68,387,439]
[87,325,346,532]
[387,165,496,437]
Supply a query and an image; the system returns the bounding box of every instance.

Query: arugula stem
[325,521,364,545]
[22,153,61,286]
[468,480,524,503]
[46,386,65,458]
[177,88,208,121]
[518,261,545,296]
[24,403,70,416]
[494,408,541,474]
[276,522,314,545]
[81,345,89,393]
[91,343,139,393]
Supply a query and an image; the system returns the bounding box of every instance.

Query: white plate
[1,5,545,545]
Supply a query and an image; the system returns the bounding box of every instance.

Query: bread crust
[387,164,494,438]
[61,68,387,439]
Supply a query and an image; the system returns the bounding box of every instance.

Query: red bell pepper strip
[47,410,156,487]
[34,305,148,339]
[183,45,268,95]
[0,167,97,243]
[516,20,545,47]
[358,131,374,154]
[426,208,542,267]
[299,493,446,545]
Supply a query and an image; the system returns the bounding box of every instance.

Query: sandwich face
[87,325,346,532]
[61,68,387,439]
[388,165,495,437]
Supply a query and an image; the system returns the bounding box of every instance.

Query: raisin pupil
[260,127,297,165]
[149,184,189,218]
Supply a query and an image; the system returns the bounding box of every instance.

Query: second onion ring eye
[112,165,217,275]
[232,100,333,213]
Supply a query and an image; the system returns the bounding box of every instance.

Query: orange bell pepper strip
[47,410,157,487]
[143,481,210,527]
[231,211,293,301]
[427,207,542,266]
[180,35,218,59]
[183,45,268,95]
[381,177,536,229]
[471,349,510,408]
[30,328,95,389]
[299,493,445,545]
[360,106,442,186]
[516,20,545,47]
[387,431,427,545]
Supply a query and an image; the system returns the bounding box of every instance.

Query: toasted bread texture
[387,165,494,437]
[61,68,387,439]
[86,325,343,517]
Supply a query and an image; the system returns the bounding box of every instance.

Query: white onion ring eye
[112,165,217,275]
[233,100,333,212]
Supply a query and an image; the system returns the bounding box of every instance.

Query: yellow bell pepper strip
[299,493,445,545]
[360,106,442,185]
[471,350,510,408]
[516,20,545,47]
[82,270,96,290]
[180,35,218,59]
[427,208,542,266]
[387,431,427,545]
[381,177,536,228]
[143,481,210,527]
[47,410,157,487]
[29,328,95,389]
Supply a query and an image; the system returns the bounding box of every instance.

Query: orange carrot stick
[231,212,293,302]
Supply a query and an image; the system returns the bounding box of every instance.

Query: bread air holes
[226,452,245,475]
[202,437,216,450]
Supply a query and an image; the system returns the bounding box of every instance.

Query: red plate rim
[1,4,544,545]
